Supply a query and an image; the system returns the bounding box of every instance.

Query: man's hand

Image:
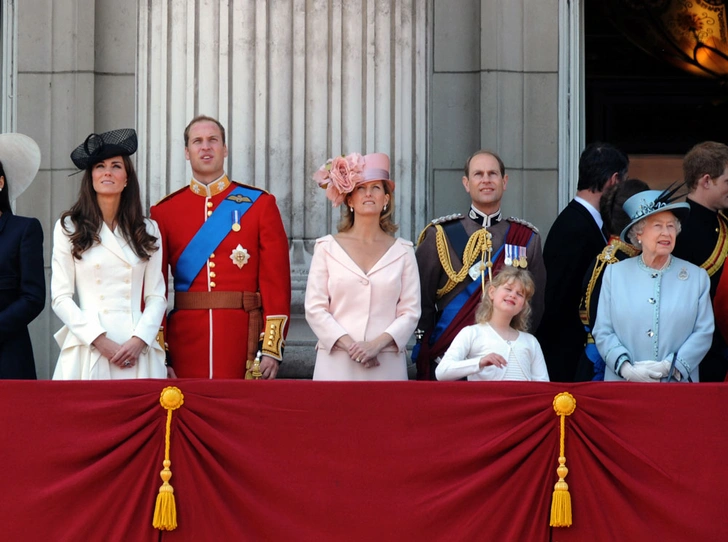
[258,355,279,379]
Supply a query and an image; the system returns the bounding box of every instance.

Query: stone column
[137,0,428,375]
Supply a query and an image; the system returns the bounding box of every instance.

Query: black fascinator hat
[70,128,137,170]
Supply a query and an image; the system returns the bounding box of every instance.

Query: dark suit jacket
[672,198,728,381]
[0,212,45,379]
[536,200,606,381]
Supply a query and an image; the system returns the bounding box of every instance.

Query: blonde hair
[338,180,398,234]
[474,267,535,331]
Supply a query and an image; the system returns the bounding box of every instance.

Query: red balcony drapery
[1,380,726,541]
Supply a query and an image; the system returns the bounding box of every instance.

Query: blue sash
[430,243,507,344]
[175,186,261,292]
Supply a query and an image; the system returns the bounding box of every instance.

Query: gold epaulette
[506,216,539,233]
[700,211,728,277]
[260,315,287,361]
[230,180,270,195]
[153,185,188,207]
[416,213,464,246]
[583,240,639,324]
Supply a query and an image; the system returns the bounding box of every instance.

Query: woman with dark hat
[0,133,45,379]
[305,152,421,380]
[593,186,714,382]
[51,129,166,379]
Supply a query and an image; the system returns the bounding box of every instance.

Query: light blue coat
[593,255,713,382]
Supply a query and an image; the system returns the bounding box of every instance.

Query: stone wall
[11,0,562,378]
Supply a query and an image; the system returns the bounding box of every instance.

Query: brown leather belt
[174,291,261,311]
[174,291,263,363]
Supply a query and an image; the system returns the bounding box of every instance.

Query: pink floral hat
[313,152,394,207]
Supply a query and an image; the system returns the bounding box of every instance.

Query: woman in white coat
[305,152,421,380]
[52,129,166,379]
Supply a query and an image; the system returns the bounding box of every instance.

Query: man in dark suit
[673,141,728,382]
[536,142,629,382]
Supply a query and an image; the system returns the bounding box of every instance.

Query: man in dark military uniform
[672,141,728,382]
[151,116,291,379]
[414,150,546,380]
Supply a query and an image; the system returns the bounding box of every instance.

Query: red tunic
[151,177,291,378]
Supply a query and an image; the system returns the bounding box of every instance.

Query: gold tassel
[153,386,184,531]
[550,392,576,528]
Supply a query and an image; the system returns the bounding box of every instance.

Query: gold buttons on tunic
[207,210,213,217]
[210,253,215,259]
[210,282,216,288]
[209,272,216,278]
[209,262,216,268]
[207,201,213,208]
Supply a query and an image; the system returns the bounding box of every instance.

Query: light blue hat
[620,187,690,243]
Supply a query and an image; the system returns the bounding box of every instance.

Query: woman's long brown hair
[61,155,158,260]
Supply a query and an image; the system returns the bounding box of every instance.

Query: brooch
[678,267,688,281]
[230,244,250,269]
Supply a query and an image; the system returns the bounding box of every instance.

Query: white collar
[573,196,604,231]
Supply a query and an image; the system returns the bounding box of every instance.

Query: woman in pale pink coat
[305,152,421,380]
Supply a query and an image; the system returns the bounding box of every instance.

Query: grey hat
[70,128,137,170]
[0,133,41,203]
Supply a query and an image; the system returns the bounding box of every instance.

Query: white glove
[620,362,663,383]
[634,360,671,378]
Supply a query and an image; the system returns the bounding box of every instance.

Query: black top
[0,213,45,379]
[672,198,728,381]
[536,199,606,382]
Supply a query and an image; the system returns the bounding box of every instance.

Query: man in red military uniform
[151,116,291,379]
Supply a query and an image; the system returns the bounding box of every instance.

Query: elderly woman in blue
[593,187,713,382]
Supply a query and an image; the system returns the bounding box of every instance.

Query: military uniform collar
[686,197,720,222]
[468,206,502,227]
[190,174,230,197]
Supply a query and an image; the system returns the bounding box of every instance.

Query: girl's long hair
[475,267,535,332]
[61,155,158,260]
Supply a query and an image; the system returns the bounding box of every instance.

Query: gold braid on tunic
[700,211,728,277]
[434,225,493,298]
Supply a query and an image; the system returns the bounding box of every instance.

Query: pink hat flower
[312,152,366,207]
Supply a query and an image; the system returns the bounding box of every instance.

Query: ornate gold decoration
[434,225,493,298]
[260,315,287,361]
[153,386,184,531]
[550,392,576,528]
[700,211,728,276]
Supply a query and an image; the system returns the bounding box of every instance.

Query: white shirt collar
[573,196,604,231]
[468,206,502,227]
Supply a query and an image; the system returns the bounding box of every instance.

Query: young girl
[436,268,549,381]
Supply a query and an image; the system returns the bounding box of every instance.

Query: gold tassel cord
[435,226,493,298]
[550,392,576,528]
[153,386,184,531]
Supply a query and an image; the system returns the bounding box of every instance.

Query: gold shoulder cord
[584,241,638,322]
[435,225,492,298]
[701,212,728,277]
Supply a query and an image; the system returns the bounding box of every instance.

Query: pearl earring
[638,239,642,244]
[383,204,388,211]
[350,206,353,212]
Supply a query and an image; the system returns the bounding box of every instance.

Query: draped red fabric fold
[0,381,726,542]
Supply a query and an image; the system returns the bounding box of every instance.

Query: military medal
[232,209,241,232]
[518,246,527,268]
[230,244,250,269]
[504,245,513,266]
